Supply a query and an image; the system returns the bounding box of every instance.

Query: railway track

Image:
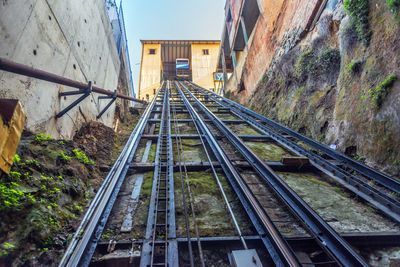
[60,80,400,267]
[184,82,400,223]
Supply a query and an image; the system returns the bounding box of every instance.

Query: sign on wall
[214,73,224,81]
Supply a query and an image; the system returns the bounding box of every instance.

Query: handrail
[0,57,146,104]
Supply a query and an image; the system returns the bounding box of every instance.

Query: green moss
[0,242,16,257]
[9,171,22,181]
[228,124,260,135]
[245,142,291,161]
[294,48,315,79]
[318,48,341,73]
[13,154,21,164]
[186,172,218,195]
[147,144,157,162]
[370,74,397,109]
[386,0,400,21]
[347,59,363,73]
[33,133,53,143]
[343,0,371,45]
[72,149,94,165]
[294,48,340,79]
[173,139,207,162]
[60,152,72,162]
[25,159,40,168]
[141,172,154,198]
[0,182,33,211]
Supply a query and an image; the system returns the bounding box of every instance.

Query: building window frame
[202,49,209,55]
[149,49,156,55]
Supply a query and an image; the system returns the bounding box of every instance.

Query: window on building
[149,49,156,55]
[202,49,209,55]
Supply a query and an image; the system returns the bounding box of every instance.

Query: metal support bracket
[56,81,92,118]
[97,90,117,119]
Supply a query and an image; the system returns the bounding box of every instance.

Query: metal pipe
[0,57,146,103]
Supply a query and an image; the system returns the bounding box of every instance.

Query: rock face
[235,1,400,176]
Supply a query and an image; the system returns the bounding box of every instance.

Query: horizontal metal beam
[0,57,146,103]
[192,83,400,222]
[182,82,368,266]
[95,232,400,253]
[141,134,273,141]
[129,160,314,172]
[194,83,400,193]
[149,118,246,124]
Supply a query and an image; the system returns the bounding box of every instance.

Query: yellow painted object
[191,43,220,90]
[138,43,162,100]
[138,40,220,99]
[0,99,26,174]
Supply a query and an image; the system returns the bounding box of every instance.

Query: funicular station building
[138,40,221,100]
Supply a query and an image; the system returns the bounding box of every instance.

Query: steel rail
[59,84,161,267]
[189,82,400,223]
[170,84,196,267]
[140,85,178,267]
[190,82,400,192]
[170,82,205,266]
[174,82,249,251]
[0,57,146,103]
[180,82,368,266]
[175,82,301,267]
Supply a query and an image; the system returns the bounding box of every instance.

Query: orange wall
[235,0,320,100]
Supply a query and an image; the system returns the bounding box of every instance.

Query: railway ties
[187,82,400,223]
[61,80,400,266]
[140,85,178,267]
[177,81,368,266]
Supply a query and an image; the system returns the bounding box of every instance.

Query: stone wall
[0,0,122,138]
[244,0,400,176]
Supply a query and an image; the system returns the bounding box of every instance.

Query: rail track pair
[60,81,400,267]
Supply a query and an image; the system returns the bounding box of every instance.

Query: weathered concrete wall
[138,43,162,100]
[0,0,121,138]
[191,43,220,90]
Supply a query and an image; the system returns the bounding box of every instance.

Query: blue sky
[121,0,226,95]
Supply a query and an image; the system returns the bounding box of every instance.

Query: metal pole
[0,57,146,103]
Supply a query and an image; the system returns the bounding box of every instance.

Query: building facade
[138,40,221,100]
[217,0,329,102]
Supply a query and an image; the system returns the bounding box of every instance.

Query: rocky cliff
[235,0,400,176]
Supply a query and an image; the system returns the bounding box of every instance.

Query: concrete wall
[191,43,220,90]
[138,44,162,100]
[0,0,122,138]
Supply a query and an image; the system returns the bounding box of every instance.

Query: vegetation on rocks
[243,0,400,176]
[347,59,363,73]
[0,109,143,266]
[344,0,372,45]
[363,74,398,109]
[387,0,400,20]
[294,48,340,80]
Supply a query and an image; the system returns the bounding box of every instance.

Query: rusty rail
[0,57,146,104]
